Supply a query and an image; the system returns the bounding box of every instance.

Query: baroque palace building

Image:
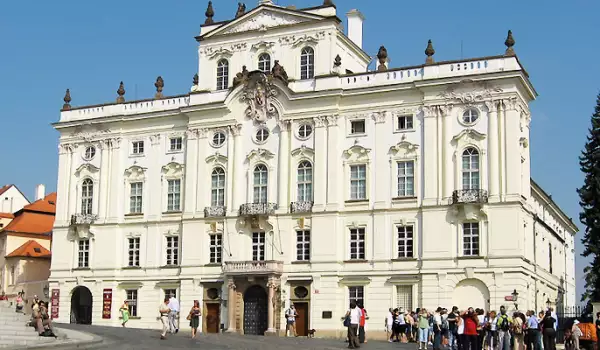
[49,0,577,338]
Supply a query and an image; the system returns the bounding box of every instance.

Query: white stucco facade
[49,0,577,338]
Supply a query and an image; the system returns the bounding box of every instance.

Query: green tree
[578,92,600,302]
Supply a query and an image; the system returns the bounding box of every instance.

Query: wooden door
[206,303,220,334]
[295,302,309,336]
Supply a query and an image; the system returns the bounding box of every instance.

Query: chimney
[35,184,45,201]
[346,9,365,49]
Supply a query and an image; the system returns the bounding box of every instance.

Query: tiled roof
[23,193,56,214]
[2,193,56,236]
[0,184,13,197]
[0,213,14,219]
[6,240,51,259]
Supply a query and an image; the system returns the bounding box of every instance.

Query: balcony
[70,213,98,226]
[239,203,278,216]
[223,260,283,276]
[204,206,227,218]
[451,189,489,205]
[290,201,313,214]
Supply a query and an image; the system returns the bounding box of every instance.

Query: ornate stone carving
[438,80,503,105]
[154,76,164,99]
[201,46,234,59]
[229,124,243,136]
[484,100,497,113]
[377,46,388,71]
[371,112,386,124]
[342,145,371,162]
[222,12,305,34]
[59,143,74,154]
[240,72,278,122]
[246,148,275,162]
[250,41,275,52]
[228,280,237,290]
[326,115,338,127]
[161,162,184,177]
[149,134,161,145]
[110,137,122,149]
[505,30,515,56]
[232,66,250,89]
[62,89,72,111]
[197,128,209,139]
[425,40,435,64]
[235,3,246,18]
[70,129,111,142]
[124,166,146,181]
[271,60,289,86]
[116,81,125,104]
[205,1,215,25]
[185,129,198,140]
[191,74,199,92]
[503,97,518,111]
[438,104,453,116]
[291,145,314,158]
[313,116,327,128]
[277,119,290,131]
[205,152,228,166]
[389,141,419,157]
[292,32,325,47]
[420,105,437,118]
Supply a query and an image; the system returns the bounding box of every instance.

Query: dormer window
[300,47,315,80]
[258,53,271,73]
[217,59,229,90]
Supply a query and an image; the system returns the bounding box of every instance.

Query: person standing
[358,302,368,343]
[497,306,513,350]
[571,320,582,350]
[285,304,298,337]
[344,301,360,349]
[119,300,129,327]
[526,310,541,350]
[433,307,443,350]
[512,312,526,350]
[386,308,394,342]
[447,307,459,350]
[167,295,180,334]
[188,300,201,339]
[159,298,171,340]
[418,308,430,350]
[461,307,479,350]
[15,292,24,313]
[541,310,557,350]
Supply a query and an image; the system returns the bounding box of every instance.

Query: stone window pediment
[291,145,315,159]
[452,129,486,150]
[206,152,228,168]
[246,148,275,166]
[124,166,147,182]
[343,145,371,163]
[389,141,419,159]
[75,163,100,178]
[161,162,184,179]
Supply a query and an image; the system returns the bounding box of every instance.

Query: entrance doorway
[205,303,220,333]
[294,302,309,336]
[243,285,268,335]
[70,286,93,325]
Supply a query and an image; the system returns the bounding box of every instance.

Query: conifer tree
[578,92,600,302]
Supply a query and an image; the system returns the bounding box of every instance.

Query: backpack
[442,317,449,330]
[500,315,510,331]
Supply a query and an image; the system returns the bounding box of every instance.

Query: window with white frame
[10,265,15,285]
[253,165,268,204]
[127,237,140,267]
[209,234,222,264]
[78,239,90,268]
[297,161,313,202]
[169,137,183,152]
[397,225,414,258]
[132,141,144,155]
[462,222,480,256]
[300,47,315,79]
[348,286,364,306]
[396,115,414,131]
[211,167,226,207]
[396,285,413,311]
[462,148,480,190]
[297,124,313,139]
[126,290,138,317]
[397,161,415,197]
[258,53,271,73]
[350,164,367,200]
[164,289,176,299]
[296,230,311,261]
[167,179,181,212]
[166,236,179,265]
[252,232,265,261]
[462,108,479,124]
[129,182,143,214]
[81,179,93,215]
[217,59,229,90]
[349,227,365,260]
[350,120,366,135]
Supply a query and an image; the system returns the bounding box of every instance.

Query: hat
[574,320,580,325]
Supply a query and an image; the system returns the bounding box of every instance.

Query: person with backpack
[513,312,526,350]
[433,307,443,350]
[496,306,513,350]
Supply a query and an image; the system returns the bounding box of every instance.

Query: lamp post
[511,289,519,311]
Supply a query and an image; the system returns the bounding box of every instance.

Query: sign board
[102,289,113,319]
[504,296,514,302]
[50,289,60,319]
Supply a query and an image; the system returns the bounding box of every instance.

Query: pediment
[246,148,275,162]
[74,163,100,176]
[202,7,324,39]
[206,152,228,166]
[291,145,314,158]
[389,141,419,157]
[342,145,371,162]
[124,165,147,181]
[452,129,486,144]
[161,162,184,177]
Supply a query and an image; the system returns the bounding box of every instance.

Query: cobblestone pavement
[57,324,415,349]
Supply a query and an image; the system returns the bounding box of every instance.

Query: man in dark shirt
[447,306,459,350]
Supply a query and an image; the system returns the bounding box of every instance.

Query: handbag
[343,316,351,327]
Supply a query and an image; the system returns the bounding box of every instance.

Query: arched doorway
[71,286,93,325]
[452,279,490,311]
[243,285,268,335]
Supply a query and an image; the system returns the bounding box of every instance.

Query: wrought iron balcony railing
[204,206,227,218]
[290,201,314,214]
[451,189,489,205]
[222,260,283,275]
[239,203,278,216]
[70,213,98,226]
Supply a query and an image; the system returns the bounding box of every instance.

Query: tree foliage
[578,92,600,302]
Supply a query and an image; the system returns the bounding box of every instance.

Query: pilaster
[277,120,290,213]
[231,124,244,212]
[372,112,388,209]
[148,135,161,220]
[67,145,77,218]
[326,115,340,211]
[503,97,521,200]
[226,278,237,332]
[440,105,454,200]
[266,277,277,335]
[97,140,109,221]
[183,129,199,216]
[422,106,438,206]
[109,138,123,220]
[312,117,328,211]
[195,129,208,214]
[486,100,500,201]
[56,144,72,225]
[498,102,507,201]
[226,127,236,215]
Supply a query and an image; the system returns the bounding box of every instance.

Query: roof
[6,240,51,259]
[23,193,57,214]
[0,213,14,219]
[530,179,578,233]
[2,193,56,236]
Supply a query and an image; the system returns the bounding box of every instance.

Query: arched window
[216,59,229,90]
[461,148,480,190]
[300,47,315,79]
[211,167,226,207]
[253,164,268,204]
[297,161,313,202]
[258,53,271,73]
[81,179,94,215]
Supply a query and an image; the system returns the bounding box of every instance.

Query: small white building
[49,0,577,339]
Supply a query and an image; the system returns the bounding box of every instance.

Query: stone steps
[0,301,62,348]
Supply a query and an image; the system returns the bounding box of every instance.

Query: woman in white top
[457,315,465,350]
[386,308,394,342]
[485,311,498,350]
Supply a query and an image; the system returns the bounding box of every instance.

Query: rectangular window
[349,286,364,306]
[169,137,183,152]
[78,239,90,268]
[167,179,181,212]
[396,115,414,130]
[164,289,176,299]
[126,290,138,317]
[209,234,223,264]
[129,182,143,214]
[350,120,366,135]
[549,243,553,274]
[396,285,413,312]
[350,165,367,200]
[252,232,265,261]
[349,228,365,260]
[132,141,144,155]
[397,161,415,197]
[166,236,179,266]
[10,265,15,285]
[463,223,480,256]
[296,230,311,261]
[128,237,140,267]
[397,226,414,258]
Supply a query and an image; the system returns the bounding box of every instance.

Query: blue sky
[1,0,598,302]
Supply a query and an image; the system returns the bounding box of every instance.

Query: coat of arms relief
[239,70,279,123]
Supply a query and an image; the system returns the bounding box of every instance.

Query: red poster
[102,289,112,319]
[50,289,60,319]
